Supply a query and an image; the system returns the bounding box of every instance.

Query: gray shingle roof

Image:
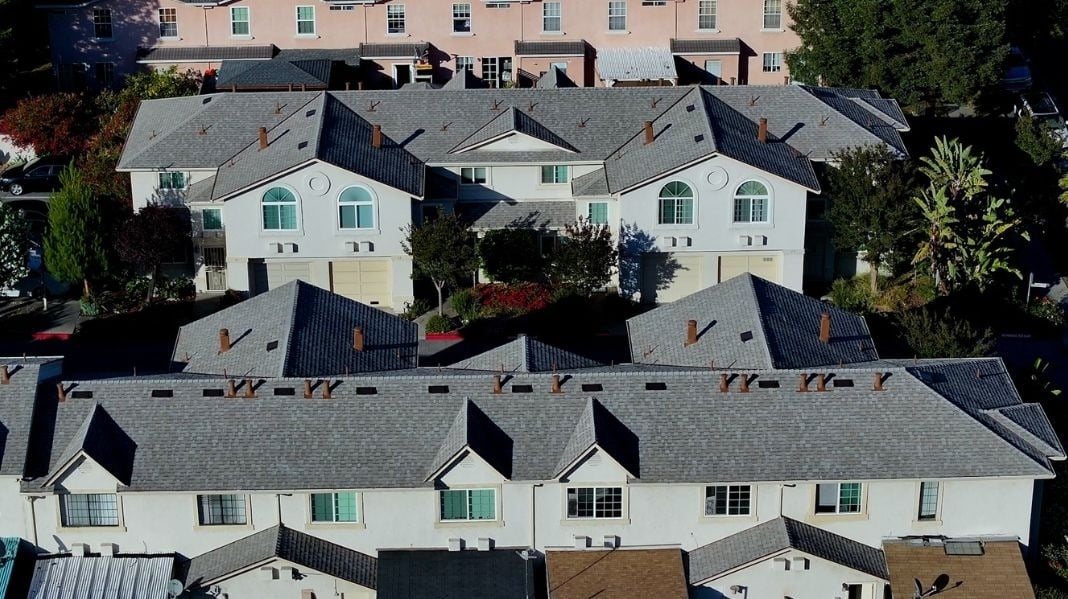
[448,334,602,372]
[515,40,587,56]
[443,68,488,90]
[536,66,577,89]
[555,397,639,477]
[357,42,429,59]
[184,525,376,589]
[172,280,418,378]
[428,398,513,479]
[571,168,609,197]
[687,517,889,583]
[215,58,333,90]
[44,403,135,487]
[136,45,276,63]
[670,38,742,55]
[377,549,536,599]
[0,359,60,475]
[275,48,360,66]
[628,273,878,369]
[457,200,576,230]
[451,106,578,153]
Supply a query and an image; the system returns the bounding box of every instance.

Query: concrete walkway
[30,299,80,340]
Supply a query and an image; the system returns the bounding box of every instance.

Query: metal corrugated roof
[27,556,175,599]
[597,47,678,81]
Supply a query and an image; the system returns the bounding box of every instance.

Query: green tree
[912,137,1027,295]
[115,205,191,304]
[787,0,1008,108]
[894,307,995,357]
[44,167,110,296]
[402,214,479,315]
[549,218,619,295]
[826,145,919,292]
[0,202,29,290]
[478,228,545,283]
[1015,114,1064,166]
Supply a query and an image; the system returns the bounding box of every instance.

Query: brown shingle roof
[547,548,688,599]
[883,540,1035,599]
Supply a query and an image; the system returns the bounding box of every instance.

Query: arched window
[338,186,375,230]
[733,181,769,223]
[262,187,298,230]
[658,181,694,225]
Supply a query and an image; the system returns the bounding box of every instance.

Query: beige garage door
[641,253,704,303]
[331,259,392,308]
[719,253,782,284]
[255,261,311,294]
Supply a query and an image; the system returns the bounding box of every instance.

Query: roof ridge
[449,107,515,153]
[744,275,776,368]
[520,334,531,372]
[281,281,305,375]
[797,86,893,152]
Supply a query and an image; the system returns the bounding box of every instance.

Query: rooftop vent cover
[356,386,378,395]
[150,389,174,398]
[203,389,225,397]
[70,391,93,399]
[740,331,754,342]
[273,387,296,396]
[645,382,667,391]
[512,384,534,393]
[832,379,854,387]
[944,541,984,556]
[581,383,604,392]
[428,385,449,394]
[757,380,780,389]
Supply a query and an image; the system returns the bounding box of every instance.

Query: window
[158,172,187,190]
[92,9,112,39]
[762,52,783,73]
[698,0,716,29]
[918,481,939,521]
[588,202,609,225]
[452,3,472,33]
[658,181,694,225]
[704,485,752,516]
[550,61,567,73]
[387,4,406,33]
[642,0,667,4]
[543,2,562,32]
[231,7,250,36]
[440,488,496,521]
[815,482,862,514]
[262,187,298,230]
[567,486,623,519]
[158,8,178,38]
[733,181,770,223]
[60,493,118,527]
[608,1,627,31]
[486,2,510,7]
[311,492,358,523]
[763,0,782,29]
[198,494,247,525]
[456,56,474,71]
[202,208,222,231]
[57,63,87,91]
[94,62,115,86]
[296,6,316,35]
[338,186,375,229]
[704,59,722,80]
[460,167,488,185]
[541,165,568,184]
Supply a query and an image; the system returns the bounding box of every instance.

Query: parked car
[1001,47,1033,92]
[1016,91,1068,147]
[0,157,69,196]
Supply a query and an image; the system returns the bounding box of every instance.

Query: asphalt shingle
[377,549,537,599]
[457,200,576,230]
[670,38,742,54]
[0,359,60,475]
[448,334,602,372]
[137,45,276,63]
[515,40,587,56]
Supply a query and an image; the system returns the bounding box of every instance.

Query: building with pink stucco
[38,0,799,90]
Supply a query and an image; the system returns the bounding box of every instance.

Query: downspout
[531,483,543,550]
[26,495,43,547]
[202,8,209,47]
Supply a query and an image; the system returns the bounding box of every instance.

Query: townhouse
[0,275,1059,598]
[39,0,799,90]
[116,85,908,306]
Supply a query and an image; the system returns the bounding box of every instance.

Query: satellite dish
[166,579,184,597]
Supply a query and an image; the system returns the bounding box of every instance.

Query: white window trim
[812,482,867,518]
[563,484,628,521]
[230,6,251,38]
[337,185,378,232]
[92,8,113,41]
[158,8,179,39]
[451,2,473,36]
[295,5,317,37]
[307,491,365,527]
[193,493,252,529]
[436,486,501,524]
[701,484,756,518]
[587,201,610,225]
[655,179,699,229]
[459,166,490,186]
[260,184,302,233]
[542,1,562,33]
[57,492,125,530]
[731,179,774,227]
[762,0,783,30]
[762,52,784,73]
[697,0,717,32]
[157,171,189,191]
[607,0,627,33]
[915,480,943,524]
[386,4,407,35]
[539,164,569,185]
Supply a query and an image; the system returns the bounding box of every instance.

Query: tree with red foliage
[115,205,191,303]
[0,93,97,156]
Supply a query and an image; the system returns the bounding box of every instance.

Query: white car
[1017,91,1068,148]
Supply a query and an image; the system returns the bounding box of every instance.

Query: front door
[203,246,227,291]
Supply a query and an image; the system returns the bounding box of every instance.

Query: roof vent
[303,380,314,399]
[512,384,534,393]
[581,383,603,392]
[203,388,225,397]
[356,386,378,395]
[718,374,729,393]
[645,382,667,391]
[551,374,562,394]
[797,374,810,393]
[832,378,854,388]
[492,374,503,394]
[70,390,93,399]
[353,327,365,351]
[0,365,9,385]
[686,104,696,112]
[874,372,885,391]
[219,328,231,353]
[429,385,449,394]
[757,380,780,389]
[739,374,750,393]
[266,340,279,352]
[371,124,382,149]
[740,331,754,342]
[258,126,268,150]
[819,312,831,344]
[273,387,296,396]
[243,379,256,399]
[150,389,173,398]
[685,319,698,346]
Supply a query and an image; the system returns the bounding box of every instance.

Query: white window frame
[196,493,249,526]
[337,185,376,230]
[59,493,121,527]
[587,202,609,225]
[543,2,562,33]
[762,52,783,73]
[540,165,569,184]
[92,8,113,40]
[917,481,941,522]
[438,487,499,522]
[158,8,178,39]
[814,482,864,515]
[763,0,782,29]
[261,185,300,231]
[698,0,717,30]
[452,3,472,34]
[566,486,625,520]
[460,166,488,185]
[657,180,696,226]
[296,5,316,36]
[456,56,474,72]
[608,1,627,31]
[158,171,188,191]
[230,6,251,37]
[733,180,771,224]
[387,4,406,34]
[703,484,753,516]
[201,208,223,231]
[309,491,360,523]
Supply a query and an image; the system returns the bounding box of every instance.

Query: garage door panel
[265,262,311,291]
[642,253,703,303]
[719,254,781,285]
[331,260,392,308]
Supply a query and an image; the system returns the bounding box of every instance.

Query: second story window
[704,485,751,516]
[658,181,694,225]
[608,1,627,31]
[262,187,298,231]
[311,492,359,523]
[296,6,316,35]
[733,181,770,223]
[762,52,783,73]
[159,172,187,190]
[338,186,375,230]
[588,202,609,225]
[452,3,472,33]
[460,167,488,185]
[815,482,862,514]
[202,208,222,231]
[92,9,113,39]
[918,481,940,521]
[198,494,247,525]
[231,7,250,36]
[698,0,717,30]
[541,165,568,184]
[567,486,623,519]
[763,0,782,29]
[158,8,178,38]
[387,4,406,34]
[440,488,496,521]
[60,493,119,527]
[543,2,562,32]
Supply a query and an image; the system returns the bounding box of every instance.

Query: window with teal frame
[588,202,609,225]
[202,208,222,231]
[338,186,375,229]
[439,488,496,521]
[262,187,298,230]
[658,181,694,225]
[310,492,358,522]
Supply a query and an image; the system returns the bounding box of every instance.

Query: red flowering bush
[475,282,552,315]
[0,93,98,156]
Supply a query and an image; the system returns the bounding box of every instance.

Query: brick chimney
[0,365,9,385]
[372,124,382,149]
[798,374,809,393]
[322,380,333,399]
[492,374,503,394]
[719,373,729,393]
[685,319,698,346]
[873,372,885,391]
[243,379,256,398]
[219,328,231,353]
[643,121,654,145]
[56,383,67,402]
[816,373,826,392]
[551,374,562,394]
[303,379,313,399]
[757,118,768,143]
[226,379,237,398]
[819,312,831,344]
[739,374,750,393]
[258,126,268,150]
[353,327,365,351]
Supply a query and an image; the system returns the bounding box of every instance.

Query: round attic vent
[305,171,331,196]
[706,166,729,190]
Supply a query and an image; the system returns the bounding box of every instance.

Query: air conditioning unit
[573,535,589,549]
[283,242,299,254]
[99,543,117,557]
[448,538,464,552]
[346,241,360,253]
[267,242,283,254]
[754,234,768,246]
[360,241,375,252]
[477,538,493,551]
[602,535,619,549]
[737,235,752,247]
[677,236,692,247]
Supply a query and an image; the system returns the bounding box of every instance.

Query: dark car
[0,158,69,196]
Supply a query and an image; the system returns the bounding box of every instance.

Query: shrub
[425,313,456,334]
[124,277,152,298]
[78,295,101,317]
[827,277,874,315]
[1029,296,1066,329]
[449,288,481,323]
[478,229,545,284]
[219,288,246,309]
[400,298,432,321]
[894,307,995,358]
[157,276,196,301]
[475,282,552,316]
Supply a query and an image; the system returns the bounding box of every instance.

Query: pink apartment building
[40,0,799,89]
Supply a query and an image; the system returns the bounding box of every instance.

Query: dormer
[42,404,135,492]
[450,107,578,154]
[555,398,639,482]
[427,399,513,485]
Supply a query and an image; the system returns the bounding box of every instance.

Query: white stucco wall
[0,477,29,539]
[186,558,375,599]
[446,162,602,202]
[128,169,217,211]
[693,551,885,599]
